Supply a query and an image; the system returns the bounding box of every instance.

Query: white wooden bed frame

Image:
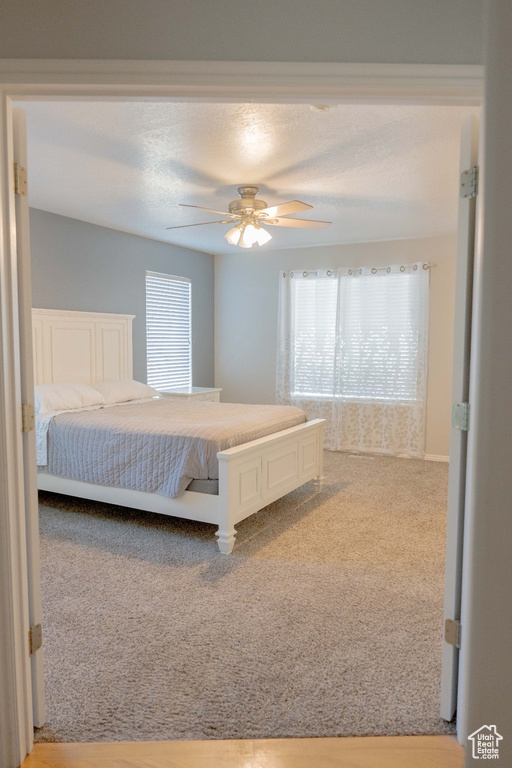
[33,308,325,553]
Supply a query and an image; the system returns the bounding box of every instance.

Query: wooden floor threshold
[23,734,464,768]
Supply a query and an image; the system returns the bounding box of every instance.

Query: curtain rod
[287,263,431,278]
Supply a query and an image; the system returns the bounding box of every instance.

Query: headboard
[31,308,135,386]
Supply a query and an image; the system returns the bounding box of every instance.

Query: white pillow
[92,378,159,405]
[35,382,105,415]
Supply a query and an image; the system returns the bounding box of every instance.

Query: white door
[13,107,46,726]
[440,113,479,721]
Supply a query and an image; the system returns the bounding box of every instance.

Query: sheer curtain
[276,264,430,457]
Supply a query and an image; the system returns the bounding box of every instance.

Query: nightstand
[158,386,222,403]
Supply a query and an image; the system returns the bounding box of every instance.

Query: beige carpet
[35,452,454,742]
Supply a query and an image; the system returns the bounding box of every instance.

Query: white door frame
[440,113,479,723]
[12,107,46,729]
[0,59,483,766]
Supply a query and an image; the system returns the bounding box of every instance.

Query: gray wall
[29,208,214,386]
[215,235,457,457]
[0,0,483,64]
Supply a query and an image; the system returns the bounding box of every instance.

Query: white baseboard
[424,454,450,463]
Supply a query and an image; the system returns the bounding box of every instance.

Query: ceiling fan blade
[259,200,312,218]
[180,203,237,217]
[166,220,231,230]
[263,217,332,229]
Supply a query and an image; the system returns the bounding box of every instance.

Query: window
[278,265,430,457]
[145,271,191,390]
[287,267,428,403]
[335,273,423,401]
[291,277,338,397]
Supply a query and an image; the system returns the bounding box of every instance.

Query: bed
[33,308,325,553]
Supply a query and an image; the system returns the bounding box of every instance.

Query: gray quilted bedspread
[38,398,307,498]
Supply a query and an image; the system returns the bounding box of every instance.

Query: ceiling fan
[166,185,331,248]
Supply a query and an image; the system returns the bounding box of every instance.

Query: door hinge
[21,402,35,433]
[29,623,43,655]
[14,162,27,197]
[445,619,461,649]
[452,402,469,432]
[460,165,478,199]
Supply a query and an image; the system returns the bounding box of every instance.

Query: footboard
[215,419,325,553]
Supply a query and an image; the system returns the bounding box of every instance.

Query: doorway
[0,63,482,764]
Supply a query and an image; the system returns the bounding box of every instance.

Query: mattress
[38,398,307,499]
[185,478,218,495]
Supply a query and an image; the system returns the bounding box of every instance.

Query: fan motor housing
[228,185,267,215]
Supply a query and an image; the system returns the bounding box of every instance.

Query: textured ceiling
[21,101,478,254]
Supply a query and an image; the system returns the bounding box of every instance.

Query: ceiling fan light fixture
[224,225,242,245]
[167,186,330,246]
[237,225,254,249]
[255,226,272,246]
[242,223,261,246]
[225,220,273,249]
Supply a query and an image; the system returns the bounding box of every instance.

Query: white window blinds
[277,265,429,458]
[289,269,427,402]
[336,272,424,401]
[291,277,338,397]
[145,271,192,391]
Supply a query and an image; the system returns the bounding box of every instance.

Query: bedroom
[19,99,477,743]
